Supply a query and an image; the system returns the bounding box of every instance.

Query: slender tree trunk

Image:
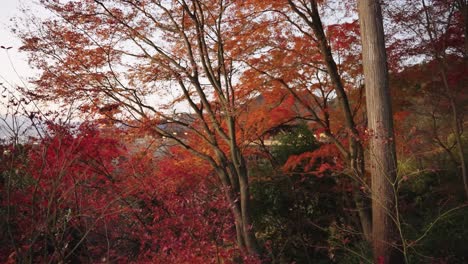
[458,0,468,58]
[446,3,468,198]
[465,4,468,59]
[451,100,468,199]
[425,0,468,199]
[287,0,373,241]
[353,187,373,242]
[350,146,373,242]
[455,0,468,195]
[357,0,404,263]
[438,66,468,199]
[442,70,468,199]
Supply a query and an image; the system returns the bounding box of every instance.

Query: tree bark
[357,0,404,263]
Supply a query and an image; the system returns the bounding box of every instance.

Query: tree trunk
[442,6,468,198]
[238,166,262,255]
[353,187,373,242]
[425,0,468,200]
[357,0,405,263]
[215,158,262,257]
[452,0,468,197]
[458,0,468,58]
[451,100,468,199]
[441,70,468,199]
[227,115,263,256]
[287,0,373,241]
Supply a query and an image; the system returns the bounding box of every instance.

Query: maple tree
[1,122,256,263]
[232,0,372,242]
[386,0,468,199]
[1,123,125,262]
[2,0,466,262]
[17,0,287,256]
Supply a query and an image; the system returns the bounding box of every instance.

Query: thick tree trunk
[238,167,262,255]
[215,167,246,249]
[227,116,263,256]
[357,0,405,263]
[215,158,262,257]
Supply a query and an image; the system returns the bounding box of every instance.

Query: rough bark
[357,0,405,262]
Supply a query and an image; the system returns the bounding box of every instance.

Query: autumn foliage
[0,123,258,263]
[0,0,467,263]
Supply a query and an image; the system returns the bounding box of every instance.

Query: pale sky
[0,0,36,88]
[0,0,50,140]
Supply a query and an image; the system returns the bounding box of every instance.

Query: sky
[0,0,49,140]
[0,0,36,88]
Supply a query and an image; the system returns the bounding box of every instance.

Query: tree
[17,0,298,256]
[389,0,468,197]
[1,123,125,262]
[5,0,468,261]
[0,122,246,263]
[236,0,372,241]
[357,0,404,262]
